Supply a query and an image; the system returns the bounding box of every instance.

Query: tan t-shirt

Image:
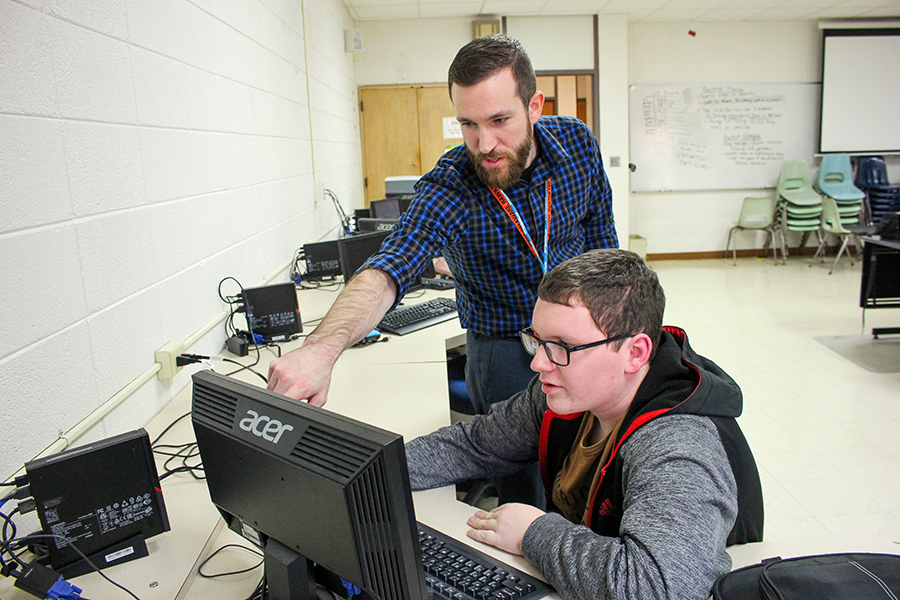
[551,413,624,525]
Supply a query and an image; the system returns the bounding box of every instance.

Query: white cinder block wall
[0,0,363,480]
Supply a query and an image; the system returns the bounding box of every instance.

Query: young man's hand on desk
[466,504,545,556]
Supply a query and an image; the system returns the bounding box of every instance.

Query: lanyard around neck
[489,178,553,273]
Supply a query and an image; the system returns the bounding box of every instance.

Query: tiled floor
[650,254,900,545]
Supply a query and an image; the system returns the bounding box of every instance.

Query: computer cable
[297,278,342,291]
[177,354,267,384]
[218,276,263,372]
[326,188,355,237]
[149,411,205,482]
[197,543,263,579]
[247,575,266,600]
[155,441,204,482]
[289,246,305,284]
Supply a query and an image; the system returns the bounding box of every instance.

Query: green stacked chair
[774,159,822,263]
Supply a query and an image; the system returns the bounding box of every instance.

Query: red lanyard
[489,179,553,273]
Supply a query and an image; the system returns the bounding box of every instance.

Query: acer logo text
[239,410,294,444]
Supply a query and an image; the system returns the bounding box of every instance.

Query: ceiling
[342,0,900,22]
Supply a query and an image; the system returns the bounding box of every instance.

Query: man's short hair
[447,35,537,109]
[538,249,666,358]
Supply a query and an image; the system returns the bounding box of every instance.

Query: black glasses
[519,327,634,367]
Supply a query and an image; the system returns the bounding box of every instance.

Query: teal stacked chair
[816,153,865,226]
[725,196,779,265]
[774,159,823,263]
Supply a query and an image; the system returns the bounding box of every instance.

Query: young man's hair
[447,35,536,109]
[538,249,666,359]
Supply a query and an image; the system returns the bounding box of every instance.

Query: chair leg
[779,221,788,264]
[812,229,826,263]
[829,236,852,275]
[726,228,737,265]
[763,229,778,265]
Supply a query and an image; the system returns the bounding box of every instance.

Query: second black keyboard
[378,297,458,336]
[418,523,553,600]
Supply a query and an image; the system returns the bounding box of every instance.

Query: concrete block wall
[0,0,363,480]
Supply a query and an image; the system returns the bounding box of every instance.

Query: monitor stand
[265,539,317,600]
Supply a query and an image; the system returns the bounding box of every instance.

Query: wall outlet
[155,340,186,380]
[313,181,326,204]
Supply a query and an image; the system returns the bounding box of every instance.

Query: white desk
[1,286,482,600]
[3,285,896,600]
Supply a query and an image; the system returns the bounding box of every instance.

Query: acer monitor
[336,230,391,283]
[357,217,398,233]
[191,370,426,600]
[369,197,412,220]
[369,198,403,220]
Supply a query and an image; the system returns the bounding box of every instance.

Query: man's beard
[468,128,533,190]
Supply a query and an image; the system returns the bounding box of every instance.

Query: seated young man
[405,249,763,600]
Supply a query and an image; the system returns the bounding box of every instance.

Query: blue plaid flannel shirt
[362,116,618,337]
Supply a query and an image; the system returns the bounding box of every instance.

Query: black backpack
[712,553,900,600]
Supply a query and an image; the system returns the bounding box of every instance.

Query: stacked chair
[813,153,866,273]
[725,196,779,265]
[773,159,822,263]
[855,156,900,227]
[816,153,865,226]
[813,196,857,274]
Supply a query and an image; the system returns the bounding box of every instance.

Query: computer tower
[241,282,302,342]
[303,240,342,281]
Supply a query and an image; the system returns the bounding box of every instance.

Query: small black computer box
[24,429,170,578]
[303,239,342,280]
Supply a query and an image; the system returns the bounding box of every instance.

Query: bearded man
[267,35,617,508]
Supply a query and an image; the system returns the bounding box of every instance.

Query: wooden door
[360,87,420,205]
[416,86,463,174]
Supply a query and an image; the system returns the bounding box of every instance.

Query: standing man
[267,35,617,506]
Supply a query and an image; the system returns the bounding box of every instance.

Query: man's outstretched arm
[267,268,397,406]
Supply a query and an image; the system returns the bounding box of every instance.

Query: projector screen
[819,29,900,154]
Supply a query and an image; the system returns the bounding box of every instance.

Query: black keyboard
[378,297,458,336]
[418,523,553,600]
[420,277,456,291]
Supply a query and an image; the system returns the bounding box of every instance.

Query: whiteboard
[629,83,821,192]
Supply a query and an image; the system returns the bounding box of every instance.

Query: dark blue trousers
[464,331,546,510]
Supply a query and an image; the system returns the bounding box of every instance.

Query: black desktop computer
[302,240,342,281]
[191,370,426,600]
[336,231,391,283]
[191,371,553,600]
[240,282,303,343]
[23,430,170,578]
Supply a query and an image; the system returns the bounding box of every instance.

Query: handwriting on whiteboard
[641,86,793,171]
